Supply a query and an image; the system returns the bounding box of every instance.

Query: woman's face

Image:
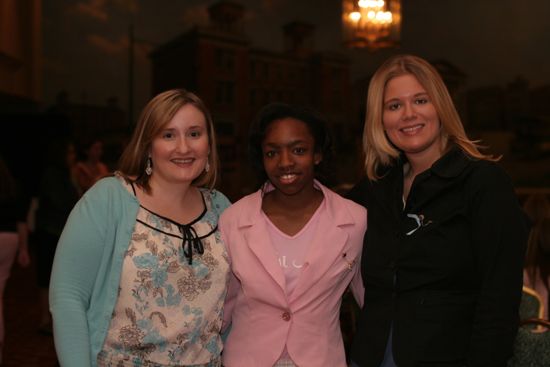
[87,141,103,162]
[149,104,210,186]
[261,117,321,197]
[382,73,443,164]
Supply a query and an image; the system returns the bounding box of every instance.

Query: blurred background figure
[523,194,550,319]
[34,139,80,335]
[0,155,31,365]
[74,139,110,194]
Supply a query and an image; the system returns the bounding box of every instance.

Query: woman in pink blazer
[220,103,367,367]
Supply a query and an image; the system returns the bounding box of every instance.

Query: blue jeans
[350,328,397,367]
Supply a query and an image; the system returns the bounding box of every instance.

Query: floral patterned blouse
[98,179,230,367]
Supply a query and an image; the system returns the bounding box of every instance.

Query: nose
[278,149,294,169]
[176,136,190,153]
[402,102,417,121]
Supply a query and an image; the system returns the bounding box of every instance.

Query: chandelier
[342,0,401,50]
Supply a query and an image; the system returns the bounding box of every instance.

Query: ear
[314,152,322,165]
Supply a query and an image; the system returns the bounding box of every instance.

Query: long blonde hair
[363,54,496,180]
[118,89,219,191]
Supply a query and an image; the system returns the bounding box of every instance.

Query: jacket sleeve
[350,261,365,309]
[467,164,528,367]
[222,268,240,335]
[350,203,367,309]
[49,183,111,367]
[219,212,238,334]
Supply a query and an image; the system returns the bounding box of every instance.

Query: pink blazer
[220,182,366,367]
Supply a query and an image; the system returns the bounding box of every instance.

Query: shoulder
[468,159,509,179]
[201,188,231,215]
[346,177,371,204]
[327,188,366,216]
[345,170,397,206]
[85,176,123,197]
[321,185,367,230]
[64,177,130,228]
[460,159,524,216]
[219,190,261,225]
[464,159,514,192]
[81,176,134,208]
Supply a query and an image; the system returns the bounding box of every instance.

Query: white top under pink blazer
[220,181,367,367]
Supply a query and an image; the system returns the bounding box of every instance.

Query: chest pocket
[404,191,468,238]
[401,195,474,279]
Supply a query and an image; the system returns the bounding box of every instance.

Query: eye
[161,131,175,139]
[264,150,276,158]
[415,97,429,105]
[188,129,202,138]
[293,147,307,155]
[387,102,400,111]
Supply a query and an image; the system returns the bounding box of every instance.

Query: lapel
[406,146,471,213]
[289,183,356,303]
[237,189,287,294]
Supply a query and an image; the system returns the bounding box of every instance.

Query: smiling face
[383,73,443,165]
[149,104,209,187]
[262,117,321,197]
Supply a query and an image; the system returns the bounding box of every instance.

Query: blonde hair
[118,89,219,191]
[363,54,497,180]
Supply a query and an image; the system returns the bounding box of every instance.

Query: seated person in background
[74,139,109,193]
[523,194,550,319]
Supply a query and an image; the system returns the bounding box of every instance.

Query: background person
[522,194,550,319]
[49,89,231,367]
[74,138,110,194]
[348,54,528,367]
[0,155,30,364]
[34,139,80,335]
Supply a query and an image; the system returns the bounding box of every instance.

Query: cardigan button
[282,311,291,321]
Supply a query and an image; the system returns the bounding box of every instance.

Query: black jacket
[348,147,528,367]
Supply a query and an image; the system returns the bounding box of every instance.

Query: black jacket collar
[377,145,471,180]
[368,146,473,217]
[429,146,472,179]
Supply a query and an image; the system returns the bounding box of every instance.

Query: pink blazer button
[282,311,291,321]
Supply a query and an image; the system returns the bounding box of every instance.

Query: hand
[17,248,31,268]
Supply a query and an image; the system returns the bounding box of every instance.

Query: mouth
[278,173,298,184]
[400,124,424,135]
[171,158,195,166]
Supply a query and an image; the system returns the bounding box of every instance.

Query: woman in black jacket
[348,55,528,367]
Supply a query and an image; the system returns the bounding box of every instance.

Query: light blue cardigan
[49,177,230,367]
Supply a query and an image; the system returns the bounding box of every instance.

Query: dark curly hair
[248,102,333,187]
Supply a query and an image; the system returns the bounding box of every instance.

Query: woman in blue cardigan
[50,89,231,367]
